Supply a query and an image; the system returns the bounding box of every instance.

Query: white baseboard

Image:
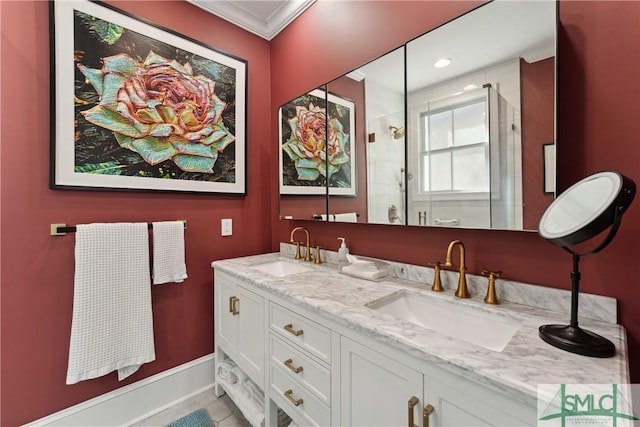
[24,354,216,427]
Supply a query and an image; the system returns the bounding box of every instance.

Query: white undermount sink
[367,291,523,352]
[251,260,313,277]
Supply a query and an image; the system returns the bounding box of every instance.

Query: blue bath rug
[165,408,214,427]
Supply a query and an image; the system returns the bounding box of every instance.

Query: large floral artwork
[50,1,247,193]
[279,89,356,195]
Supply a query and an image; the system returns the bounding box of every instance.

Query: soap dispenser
[337,237,350,270]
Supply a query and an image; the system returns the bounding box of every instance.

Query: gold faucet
[289,226,312,262]
[444,240,470,298]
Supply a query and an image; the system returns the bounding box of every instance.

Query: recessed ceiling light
[464,84,478,91]
[433,58,452,68]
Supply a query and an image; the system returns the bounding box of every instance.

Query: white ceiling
[354,0,556,93]
[187,0,316,40]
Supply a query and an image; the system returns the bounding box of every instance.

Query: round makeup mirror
[538,171,635,357]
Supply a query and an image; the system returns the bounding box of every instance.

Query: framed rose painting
[279,89,356,196]
[50,1,247,194]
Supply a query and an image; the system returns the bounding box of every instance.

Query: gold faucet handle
[314,245,323,264]
[481,270,503,279]
[293,241,302,259]
[427,262,444,292]
[481,270,502,304]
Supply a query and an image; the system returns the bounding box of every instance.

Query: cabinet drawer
[271,363,330,427]
[270,334,330,405]
[270,303,331,364]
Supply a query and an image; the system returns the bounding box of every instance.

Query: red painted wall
[271,0,640,383]
[328,76,368,221]
[2,1,640,425]
[0,1,272,425]
[521,57,555,230]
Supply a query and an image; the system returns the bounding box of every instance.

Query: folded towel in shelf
[67,223,155,385]
[152,221,187,285]
[216,361,265,427]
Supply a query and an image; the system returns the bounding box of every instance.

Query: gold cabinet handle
[229,296,239,315]
[423,404,434,427]
[408,396,419,427]
[284,358,303,374]
[284,389,303,406]
[284,323,303,336]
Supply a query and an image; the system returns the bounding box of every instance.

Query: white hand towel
[67,223,155,385]
[333,212,358,222]
[152,221,187,285]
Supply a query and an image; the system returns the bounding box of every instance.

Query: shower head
[389,125,405,140]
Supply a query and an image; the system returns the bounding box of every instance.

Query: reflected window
[420,96,489,194]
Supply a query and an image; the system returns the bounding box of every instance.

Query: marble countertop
[212,252,629,408]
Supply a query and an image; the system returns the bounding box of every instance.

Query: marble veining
[280,243,617,324]
[212,249,628,409]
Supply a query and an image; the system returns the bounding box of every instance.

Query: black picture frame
[50,0,248,194]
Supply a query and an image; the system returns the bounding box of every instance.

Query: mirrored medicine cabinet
[278,0,557,231]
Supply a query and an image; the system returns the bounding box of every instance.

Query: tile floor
[130,388,251,427]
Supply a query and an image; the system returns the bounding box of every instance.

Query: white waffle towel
[152,221,187,284]
[66,223,155,385]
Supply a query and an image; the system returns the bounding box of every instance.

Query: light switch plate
[221,218,232,236]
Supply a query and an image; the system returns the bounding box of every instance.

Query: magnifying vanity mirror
[278,0,557,231]
[538,171,636,357]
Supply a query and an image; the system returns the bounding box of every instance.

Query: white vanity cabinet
[341,335,535,427]
[215,271,265,387]
[340,336,423,427]
[423,364,536,427]
[213,265,538,427]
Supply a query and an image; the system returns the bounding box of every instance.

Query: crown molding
[188,0,316,41]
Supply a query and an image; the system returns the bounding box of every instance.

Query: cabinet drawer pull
[284,358,303,374]
[284,389,303,406]
[229,296,239,315]
[408,396,419,427]
[423,404,434,427]
[284,323,303,336]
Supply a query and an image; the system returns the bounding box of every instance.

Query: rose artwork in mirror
[278,0,557,230]
[279,85,328,220]
[279,84,357,221]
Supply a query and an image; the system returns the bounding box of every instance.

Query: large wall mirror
[279,0,557,231]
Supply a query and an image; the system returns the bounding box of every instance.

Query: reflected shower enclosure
[361,47,406,225]
[406,85,523,229]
